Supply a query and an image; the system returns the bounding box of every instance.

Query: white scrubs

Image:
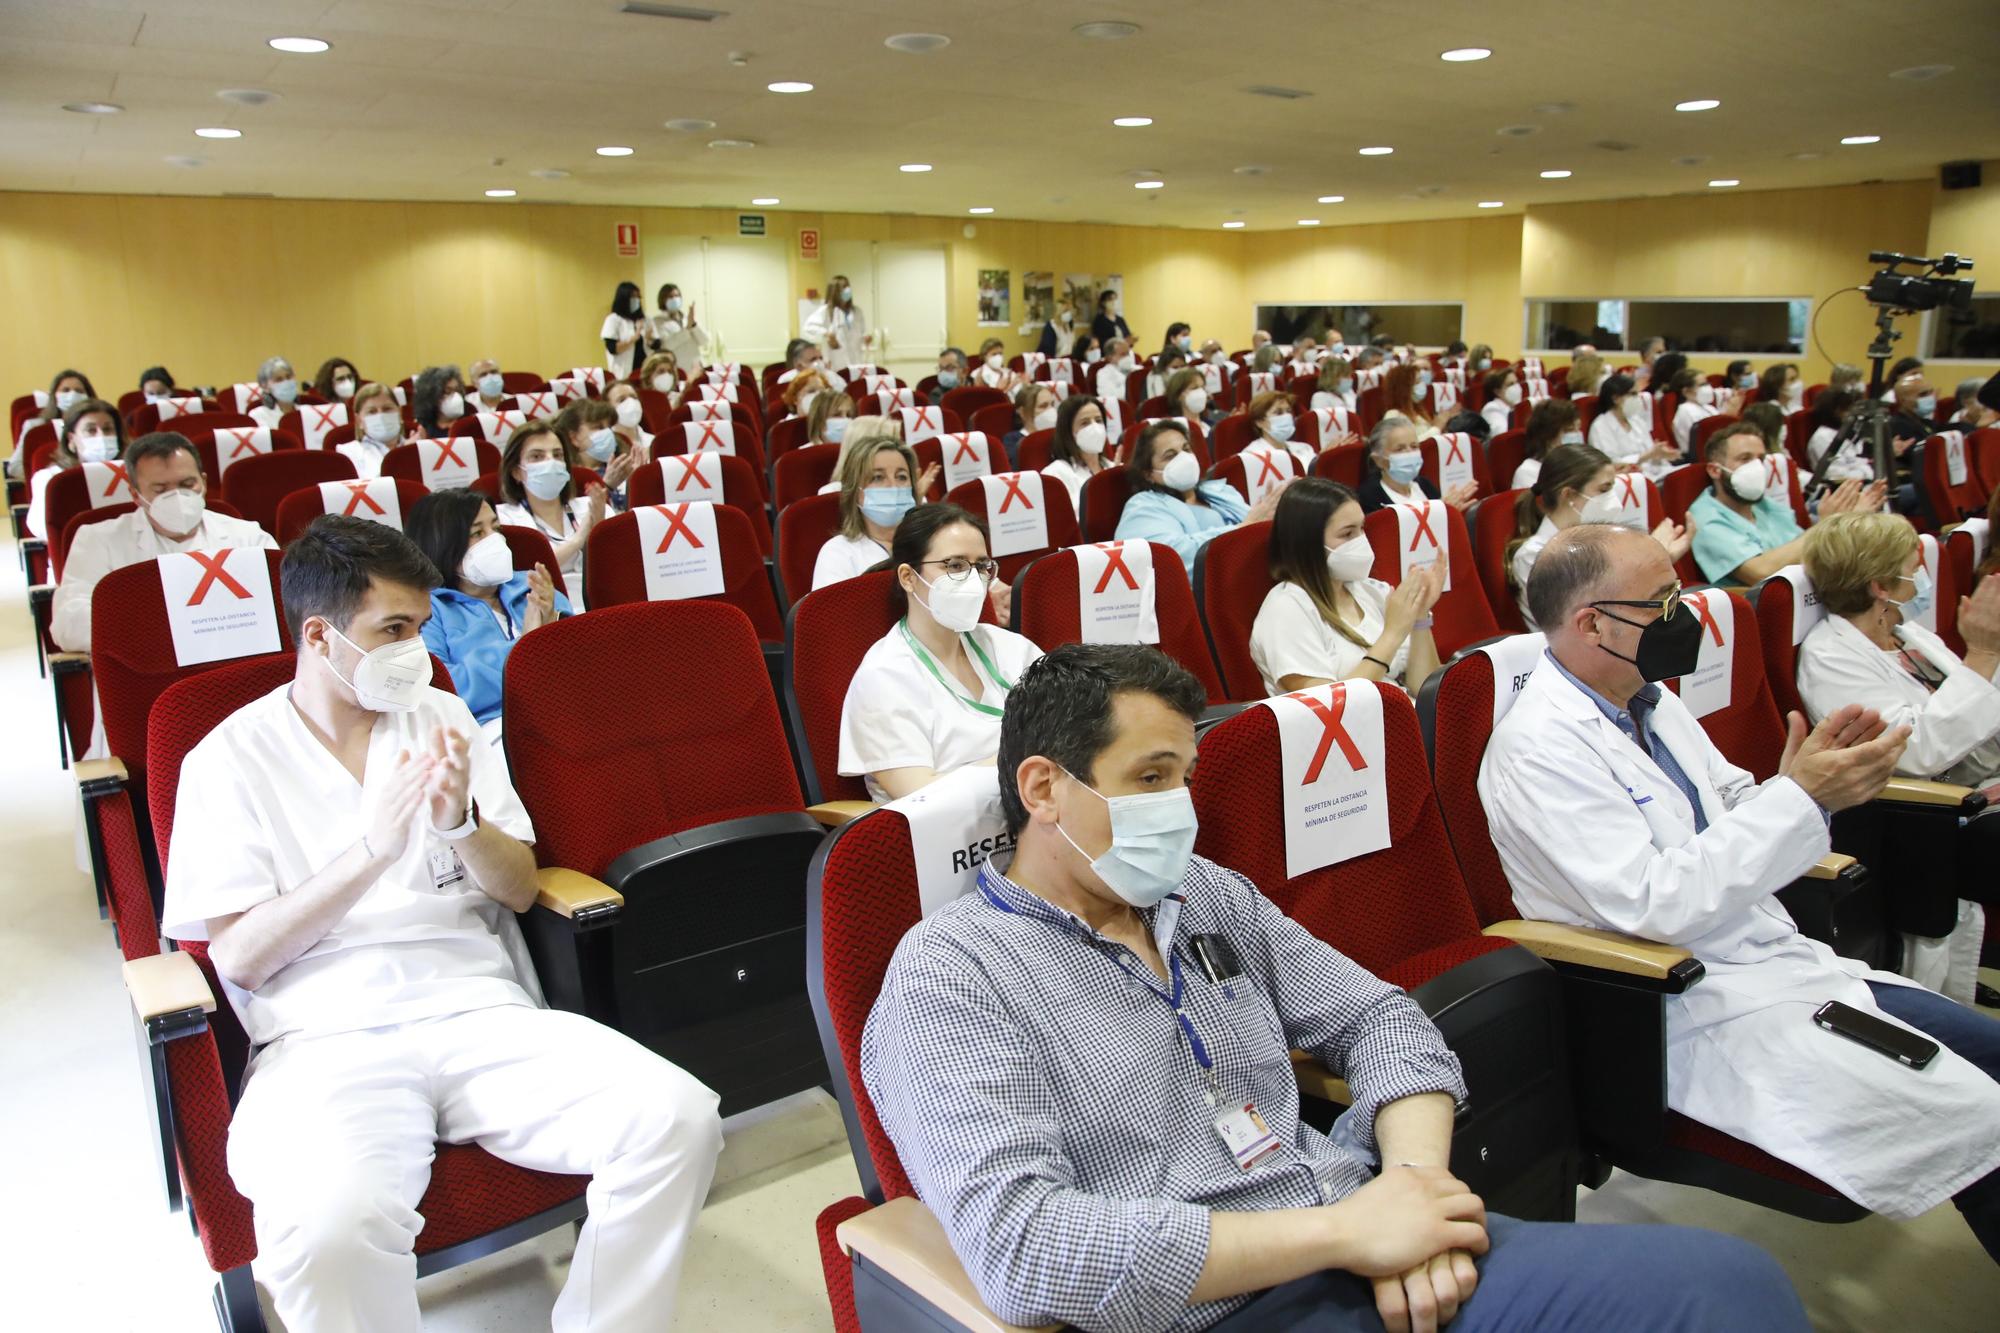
[812,532,890,591]
[1249,579,1408,697]
[495,497,592,610]
[161,683,722,1333]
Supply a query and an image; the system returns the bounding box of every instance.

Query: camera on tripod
[1863,251,1976,313]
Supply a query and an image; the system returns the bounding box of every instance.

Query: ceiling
[3,0,1997,229]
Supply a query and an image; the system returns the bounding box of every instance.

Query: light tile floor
[1,528,1993,1331]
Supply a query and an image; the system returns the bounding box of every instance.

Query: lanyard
[899,619,1013,717]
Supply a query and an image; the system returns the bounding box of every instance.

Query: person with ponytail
[1508,443,1689,629]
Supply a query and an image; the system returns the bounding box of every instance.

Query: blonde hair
[351,381,399,421]
[1803,511,1919,616]
[1316,356,1351,392]
[826,414,899,482]
[807,389,856,444]
[837,435,919,539]
[639,352,678,386]
[1568,352,1605,397]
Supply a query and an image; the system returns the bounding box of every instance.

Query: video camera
[1862,251,1976,313]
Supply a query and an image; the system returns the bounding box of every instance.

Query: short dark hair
[403,488,492,595]
[138,366,174,392]
[878,502,988,614]
[123,431,199,473]
[996,643,1207,834]
[280,514,440,641]
[1126,420,1193,495]
[612,280,642,316]
[1704,418,1766,465]
[497,421,571,506]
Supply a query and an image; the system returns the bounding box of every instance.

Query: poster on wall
[977,269,1012,327]
[1063,274,1124,332]
[1022,271,1055,328]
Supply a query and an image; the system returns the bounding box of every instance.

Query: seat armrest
[837,1196,1060,1333]
[74,755,127,797]
[1291,1051,1352,1105]
[49,650,89,672]
[807,800,874,828]
[124,951,217,1024]
[1877,776,1981,808]
[1800,852,1858,881]
[534,867,624,925]
[1483,919,1704,991]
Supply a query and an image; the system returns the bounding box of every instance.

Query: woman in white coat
[1797,511,2000,999]
[1480,522,2000,1256]
[647,282,711,375]
[1587,374,1677,480]
[803,274,870,374]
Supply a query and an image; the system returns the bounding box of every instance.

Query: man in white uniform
[161,515,723,1330]
[1096,336,1133,404]
[52,431,276,652]
[1479,523,2000,1260]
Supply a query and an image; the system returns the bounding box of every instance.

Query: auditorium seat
[380,438,502,491]
[1469,490,1529,635]
[1190,520,1276,702]
[584,503,784,647]
[626,454,774,556]
[1919,429,1987,526]
[1007,541,1222,702]
[942,473,1082,582]
[1361,501,1498,657]
[940,385,1007,421]
[1309,443,1365,488]
[1010,428,1056,472]
[221,450,357,535]
[274,479,428,543]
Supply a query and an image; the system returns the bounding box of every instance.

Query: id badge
[1213,1101,1283,1171]
[429,847,466,892]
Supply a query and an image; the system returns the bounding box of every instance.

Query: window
[1924,292,2000,360]
[1254,302,1463,350]
[1524,297,1809,354]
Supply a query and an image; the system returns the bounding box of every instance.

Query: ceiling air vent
[621,3,727,21]
[1244,85,1312,100]
[1592,139,1637,152]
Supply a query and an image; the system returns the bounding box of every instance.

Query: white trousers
[227,1003,723,1332]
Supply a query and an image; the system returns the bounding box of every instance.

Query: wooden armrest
[837,1196,1059,1333]
[1800,852,1858,881]
[1877,776,1978,807]
[1483,919,1700,984]
[1291,1050,1352,1105]
[74,756,128,793]
[123,951,216,1023]
[807,800,874,828]
[534,867,623,918]
[49,650,88,669]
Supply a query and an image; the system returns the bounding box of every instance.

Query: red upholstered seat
[1469,490,1529,635]
[381,438,501,490]
[1012,428,1057,472]
[775,491,844,607]
[1485,428,1527,489]
[783,570,900,805]
[1009,542,1221,703]
[1078,465,1137,543]
[1420,432,1492,496]
[1207,413,1259,462]
[654,419,769,498]
[773,442,840,511]
[969,403,1014,441]
[1921,429,1988,525]
[128,407,253,439]
[496,523,563,588]
[1117,416,1207,467]
[274,479,429,543]
[1677,590,1786,780]
[764,414,813,474]
[1190,520,1276,702]
[583,503,782,639]
[220,449,357,535]
[943,473,1082,582]
[1970,427,2000,498]
[941,385,1008,420]
[1309,444,1365,488]
[627,453,773,555]
[1361,502,1499,657]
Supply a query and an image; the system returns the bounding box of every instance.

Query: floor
[1,524,1994,1332]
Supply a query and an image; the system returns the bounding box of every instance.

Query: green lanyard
[899,618,1013,717]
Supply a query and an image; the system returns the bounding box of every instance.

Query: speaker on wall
[1940,161,1982,191]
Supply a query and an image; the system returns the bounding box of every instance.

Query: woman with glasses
[836,503,1044,802]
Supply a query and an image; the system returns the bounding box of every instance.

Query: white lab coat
[1481,398,1514,438]
[1807,425,1875,482]
[1479,657,2000,1217]
[803,302,869,373]
[649,314,712,375]
[1797,615,2000,788]
[52,508,276,652]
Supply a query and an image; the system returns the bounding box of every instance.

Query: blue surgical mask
[1415,369,1433,391]
[1267,413,1296,442]
[824,416,851,443]
[523,458,570,501]
[1385,451,1424,485]
[1176,335,1191,352]
[937,369,960,389]
[477,373,505,399]
[666,295,684,313]
[271,378,299,404]
[586,428,617,462]
[1891,566,1933,622]
[1336,377,1354,395]
[1054,768,1199,909]
[1915,394,1937,417]
[860,485,916,528]
[1738,374,1756,390]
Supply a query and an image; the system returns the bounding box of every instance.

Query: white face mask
[1118,354,1137,373]
[362,411,401,444]
[912,566,987,633]
[459,531,515,588]
[477,372,505,400]
[1085,348,1104,364]
[986,353,1006,371]
[1783,382,1803,404]
[651,373,675,394]
[1054,770,1198,909]
[523,458,570,501]
[1500,384,1523,406]
[54,389,85,413]
[327,625,433,713]
[1074,421,1108,456]
[440,391,466,420]
[1033,407,1058,431]
[1576,488,1626,525]
[1267,413,1296,442]
[1160,450,1202,492]
[76,433,119,464]
[1724,460,1768,502]
[1621,396,1648,423]
[615,398,645,428]
[333,377,356,400]
[1694,383,1716,407]
[1559,430,1584,446]
[1325,534,1374,582]
[145,488,205,535]
[1183,389,1209,415]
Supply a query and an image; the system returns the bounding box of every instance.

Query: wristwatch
[434,797,480,841]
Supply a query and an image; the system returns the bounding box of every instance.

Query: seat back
[1420,431,1492,497]
[1116,416,1207,467]
[1674,589,1786,781]
[1970,427,2000,498]
[1078,465,1137,542]
[943,472,1082,582]
[583,502,782,639]
[1211,446,1299,510]
[1747,567,1819,718]
[941,385,1007,420]
[1362,501,1498,656]
[1191,520,1276,702]
[44,462,140,546]
[274,478,427,543]
[1470,490,1529,635]
[1310,444,1365,489]
[772,442,840,511]
[1207,413,1259,462]
[497,523,564,589]
[627,453,774,555]
[1010,542,1221,702]
[1012,428,1057,472]
[969,403,1014,441]
[784,570,901,804]
[764,414,813,473]
[1943,519,1990,657]
[775,491,844,607]
[200,424,301,499]
[1658,464,1709,527]
[504,601,802,878]
[656,418,768,490]
[381,438,501,490]
[1921,429,1986,524]
[52,498,245,583]
[129,408,254,439]
[222,449,358,534]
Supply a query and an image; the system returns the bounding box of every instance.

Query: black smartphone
[1812,1000,1939,1070]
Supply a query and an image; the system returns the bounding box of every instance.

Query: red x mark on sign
[98,462,131,500]
[304,404,341,435]
[667,453,713,492]
[223,429,264,460]
[1615,475,1642,508]
[908,408,939,434]
[336,481,386,516]
[950,435,982,465]
[1442,435,1468,466]
[996,473,1034,513]
[1763,456,1785,487]
[1092,542,1139,592]
[431,438,467,470]
[651,503,703,552]
[1287,685,1368,783]
[1251,450,1287,485]
[520,393,554,417]
[184,549,252,605]
[1691,592,1724,647]
[1406,502,1440,552]
[689,421,727,452]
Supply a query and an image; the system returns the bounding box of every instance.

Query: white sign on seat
[938,432,993,492]
[416,437,479,492]
[318,477,402,529]
[213,428,274,481]
[656,451,725,506]
[978,471,1051,557]
[1391,498,1451,591]
[1677,588,1734,719]
[1073,540,1160,644]
[157,548,281,666]
[296,402,348,450]
[634,501,724,600]
[681,420,736,456]
[888,764,1015,918]
[1476,632,1547,724]
[1259,682,1391,876]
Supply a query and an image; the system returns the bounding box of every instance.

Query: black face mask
[1594,603,1703,682]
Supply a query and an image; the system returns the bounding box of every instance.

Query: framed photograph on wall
[977,269,1011,327]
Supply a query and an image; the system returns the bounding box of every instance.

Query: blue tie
[1625,689,1708,833]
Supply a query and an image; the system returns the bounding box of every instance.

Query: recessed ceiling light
[1440,47,1491,62]
[1316,195,1345,204]
[1888,64,1952,81]
[1675,98,1720,112]
[1539,169,1572,178]
[884,33,951,54]
[484,189,516,198]
[596,145,634,156]
[707,138,756,149]
[664,118,716,133]
[1073,20,1140,39]
[1112,116,1153,127]
[766,81,814,94]
[1134,179,1165,189]
[530,168,571,180]
[1297,219,1320,226]
[193,127,242,139]
[751,197,780,205]
[1477,200,1504,208]
[1708,178,1740,187]
[899,163,933,173]
[62,101,123,114]
[1840,134,1881,145]
[267,36,329,54]
[967,206,994,214]
[1358,146,1393,156]
[1222,221,1245,228]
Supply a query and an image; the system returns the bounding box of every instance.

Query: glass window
[1525,298,1809,354]
[1524,300,1622,351]
[1924,293,2000,360]
[1254,302,1462,349]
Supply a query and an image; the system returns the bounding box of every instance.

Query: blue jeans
[1869,980,2000,1260]
[1206,1216,1806,1331]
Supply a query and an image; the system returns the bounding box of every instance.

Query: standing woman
[602,280,646,381]
[1041,396,1109,508]
[493,420,606,610]
[410,365,467,439]
[649,282,712,375]
[248,356,302,430]
[312,357,361,405]
[803,274,870,375]
[1090,287,1131,347]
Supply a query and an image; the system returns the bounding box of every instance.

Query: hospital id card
[429,847,466,892]
[1214,1101,1283,1170]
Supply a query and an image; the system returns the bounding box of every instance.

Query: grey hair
[1828,362,1864,388]
[1368,415,1417,455]
[257,355,293,385]
[1527,523,1623,631]
[1957,377,1985,406]
[1353,346,1386,369]
[940,346,966,366]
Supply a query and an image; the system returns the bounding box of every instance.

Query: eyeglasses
[1590,582,1683,622]
[921,556,999,583]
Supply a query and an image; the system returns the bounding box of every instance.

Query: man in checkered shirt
[862,643,1805,1333]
